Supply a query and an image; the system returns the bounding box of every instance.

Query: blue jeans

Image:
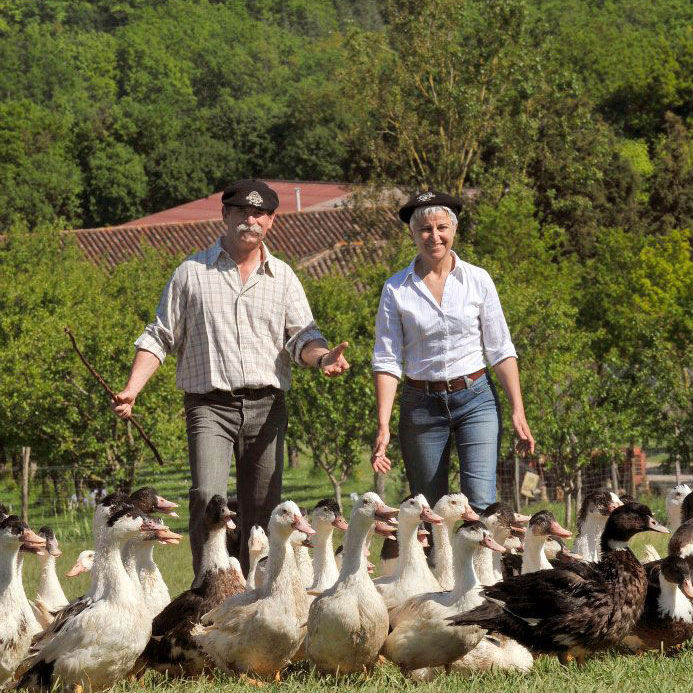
[398,372,501,511]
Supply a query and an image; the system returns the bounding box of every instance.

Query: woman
[371,191,533,511]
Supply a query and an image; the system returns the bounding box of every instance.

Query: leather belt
[405,368,486,393]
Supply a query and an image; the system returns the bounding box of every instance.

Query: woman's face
[411,210,456,263]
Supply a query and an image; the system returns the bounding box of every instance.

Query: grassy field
[6,457,693,691]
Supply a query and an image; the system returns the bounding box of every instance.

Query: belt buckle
[445,378,454,392]
[463,374,473,389]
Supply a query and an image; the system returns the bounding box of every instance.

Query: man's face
[222,205,275,250]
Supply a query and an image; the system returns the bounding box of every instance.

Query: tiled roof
[122,180,351,227]
[67,208,400,280]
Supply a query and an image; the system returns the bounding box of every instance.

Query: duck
[16,505,160,691]
[291,521,315,590]
[517,510,572,574]
[429,494,480,590]
[474,502,529,586]
[30,526,69,628]
[377,525,429,579]
[624,554,693,652]
[246,525,269,591]
[309,499,348,594]
[373,495,443,608]
[137,495,244,677]
[305,492,398,674]
[121,523,182,619]
[192,500,315,679]
[66,550,95,578]
[666,484,692,533]
[0,516,46,688]
[573,489,623,562]
[448,502,670,665]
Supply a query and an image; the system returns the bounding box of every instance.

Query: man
[112,179,349,578]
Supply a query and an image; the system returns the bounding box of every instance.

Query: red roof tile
[122,181,351,227]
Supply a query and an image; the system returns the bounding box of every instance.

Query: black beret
[398,190,463,224]
[221,179,279,213]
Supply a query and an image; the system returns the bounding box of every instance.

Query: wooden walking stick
[64,327,164,466]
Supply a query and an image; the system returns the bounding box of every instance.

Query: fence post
[628,446,637,498]
[575,469,582,514]
[610,459,619,495]
[675,455,682,486]
[374,471,385,498]
[513,444,521,513]
[21,446,30,523]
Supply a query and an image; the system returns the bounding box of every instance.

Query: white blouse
[372,252,517,381]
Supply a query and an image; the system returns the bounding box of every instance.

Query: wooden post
[374,471,385,498]
[611,459,619,495]
[287,442,300,470]
[575,469,583,515]
[675,455,682,486]
[564,487,572,527]
[21,446,30,524]
[513,445,521,513]
[628,446,637,498]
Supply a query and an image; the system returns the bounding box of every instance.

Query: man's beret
[398,190,463,224]
[221,179,279,213]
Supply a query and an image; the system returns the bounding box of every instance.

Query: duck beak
[302,538,314,549]
[367,561,375,574]
[332,515,349,531]
[65,559,89,577]
[510,525,527,536]
[155,495,179,517]
[142,517,167,532]
[462,507,480,522]
[513,513,531,524]
[417,533,430,548]
[21,528,47,551]
[292,514,315,535]
[647,517,670,534]
[49,544,63,558]
[548,520,572,538]
[154,528,183,545]
[419,507,443,525]
[221,509,236,530]
[481,534,507,553]
[375,503,399,522]
[374,520,397,539]
[680,578,693,600]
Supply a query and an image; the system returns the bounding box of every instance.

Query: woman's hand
[371,427,392,474]
[512,409,535,456]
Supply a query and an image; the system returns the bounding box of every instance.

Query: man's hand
[112,389,136,419]
[371,427,392,474]
[320,341,350,377]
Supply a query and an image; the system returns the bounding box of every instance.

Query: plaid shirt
[135,239,326,393]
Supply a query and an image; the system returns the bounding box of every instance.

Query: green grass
[9,458,692,691]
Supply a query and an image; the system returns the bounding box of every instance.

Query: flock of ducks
[0,482,692,689]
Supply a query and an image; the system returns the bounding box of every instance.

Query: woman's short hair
[409,205,458,231]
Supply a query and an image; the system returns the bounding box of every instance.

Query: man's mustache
[235,223,262,236]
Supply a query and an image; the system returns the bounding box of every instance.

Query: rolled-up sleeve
[372,283,404,379]
[134,272,186,364]
[479,270,517,366]
[284,272,327,366]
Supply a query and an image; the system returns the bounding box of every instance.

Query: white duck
[0,516,46,688]
[30,526,69,628]
[309,499,348,594]
[430,493,480,590]
[66,550,95,578]
[291,527,314,589]
[520,510,572,574]
[16,505,158,692]
[383,521,499,673]
[373,495,443,608]
[192,500,315,679]
[122,525,182,619]
[667,484,692,533]
[573,489,623,562]
[474,502,529,586]
[305,492,398,673]
[246,525,269,591]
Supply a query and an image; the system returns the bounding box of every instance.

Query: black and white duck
[573,489,622,562]
[449,503,669,665]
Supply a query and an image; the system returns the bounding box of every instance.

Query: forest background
[0,0,692,512]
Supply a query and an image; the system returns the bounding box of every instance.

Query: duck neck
[340,518,371,578]
[522,533,552,573]
[395,518,430,580]
[432,521,454,586]
[451,541,480,599]
[89,535,136,602]
[574,514,607,561]
[658,573,693,622]
[311,525,338,590]
[667,504,682,533]
[200,525,230,575]
[37,554,67,604]
[473,540,497,586]
[265,531,298,595]
[0,545,21,596]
